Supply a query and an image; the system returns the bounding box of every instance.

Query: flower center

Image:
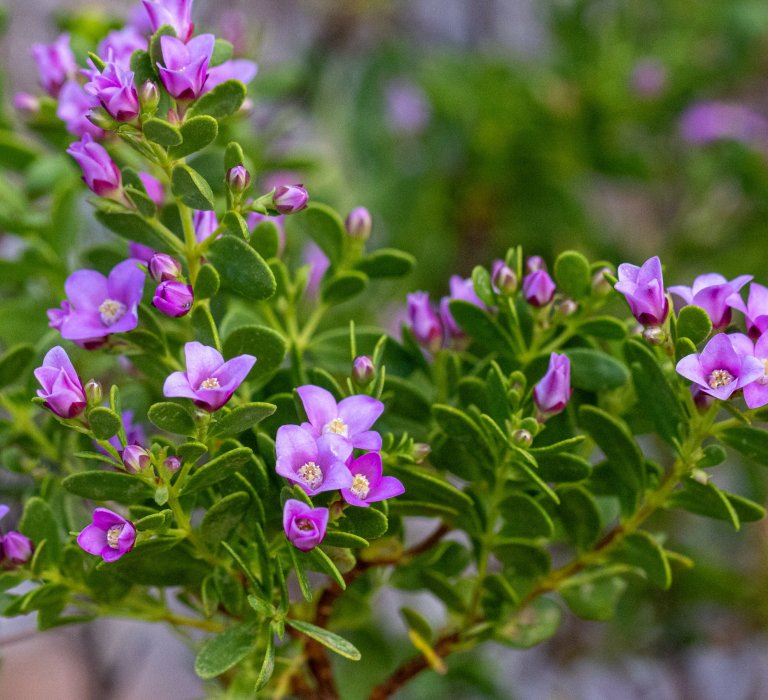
[759,359,768,385]
[297,461,323,490]
[323,417,348,437]
[106,524,123,549]
[98,298,127,326]
[296,518,314,532]
[708,369,735,389]
[350,473,370,500]
[199,377,220,390]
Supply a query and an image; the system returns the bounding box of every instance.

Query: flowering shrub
[2,1,768,697]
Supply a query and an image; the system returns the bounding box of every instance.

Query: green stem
[177,201,201,285]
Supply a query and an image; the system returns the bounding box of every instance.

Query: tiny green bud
[84,378,102,406]
[140,80,160,112]
[642,326,667,346]
[411,442,431,463]
[512,428,533,447]
[591,267,612,296]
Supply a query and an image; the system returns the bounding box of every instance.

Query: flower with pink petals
[193,209,218,242]
[670,273,752,329]
[85,61,140,122]
[32,34,76,97]
[533,352,572,418]
[57,81,104,139]
[283,499,328,552]
[158,34,214,101]
[142,0,194,42]
[77,508,136,562]
[98,26,148,69]
[407,291,443,353]
[203,60,258,93]
[727,283,768,339]
[615,256,669,326]
[34,346,87,419]
[341,452,405,507]
[522,269,556,307]
[727,332,768,409]
[66,134,122,198]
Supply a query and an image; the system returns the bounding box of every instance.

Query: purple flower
[98,27,148,69]
[163,341,256,411]
[385,79,430,135]
[303,242,329,297]
[129,242,156,263]
[440,275,485,338]
[345,207,372,240]
[164,455,181,471]
[340,452,405,508]
[153,280,193,317]
[85,61,140,122]
[31,34,76,98]
[77,508,136,562]
[142,0,194,43]
[193,209,218,243]
[283,499,328,552]
[614,256,669,326]
[122,444,151,472]
[138,172,165,207]
[57,81,104,139]
[526,256,546,273]
[523,269,556,307]
[226,164,251,193]
[352,356,375,386]
[158,34,214,101]
[630,59,667,99]
[14,92,40,116]
[204,60,258,94]
[66,134,122,198]
[669,273,752,329]
[492,260,517,295]
[680,101,768,145]
[727,283,768,339]
[297,384,385,451]
[533,352,572,418]
[54,259,145,344]
[676,333,763,401]
[407,291,443,353]
[2,531,33,565]
[34,346,87,419]
[273,185,308,215]
[726,333,768,409]
[275,425,353,496]
[149,253,182,281]
[100,410,146,454]
[47,300,72,331]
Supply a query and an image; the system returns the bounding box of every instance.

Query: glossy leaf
[181,447,255,495]
[194,621,258,679]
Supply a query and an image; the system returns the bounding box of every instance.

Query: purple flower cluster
[0,506,33,567]
[278,385,404,551]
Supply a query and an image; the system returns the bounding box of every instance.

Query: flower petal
[65,270,108,310]
[337,395,384,435]
[183,342,224,388]
[297,385,338,430]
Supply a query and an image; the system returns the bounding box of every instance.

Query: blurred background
[3,0,768,697]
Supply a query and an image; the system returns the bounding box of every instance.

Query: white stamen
[106,524,123,549]
[98,298,127,326]
[759,359,768,385]
[323,417,348,437]
[350,473,370,500]
[297,461,323,490]
[708,369,734,389]
[199,377,220,390]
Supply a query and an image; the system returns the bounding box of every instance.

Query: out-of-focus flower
[614,256,669,326]
[345,207,372,240]
[32,34,76,98]
[523,269,556,307]
[670,273,751,329]
[533,352,572,419]
[407,291,443,353]
[352,356,375,387]
[303,242,329,297]
[385,79,430,135]
[129,242,155,263]
[440,275,485,338]
[492,260,517,295]
[77,508,136,562]
[34,346,87,419]
[66,134,122,197]
[727,283,768,339]
[630,59,667,99]
[272,185,308,214]
[13,92,40,116]
[340,452,405,508]
[204,60,257,93]
[158,34,214,101]
[122,444,151,473]
[680,101,768,145]
[142,0,194,42]
[193,210,218,243]
[98,27,148,69]
[57,81,104,139]
[85,61,140,122]
[2,531,33,565]
[283,499,328,552]
[164,455,181,471]
[152,280,193,317]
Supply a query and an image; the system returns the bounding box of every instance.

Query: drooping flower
[533,352,572,418]
[407,291,443,353]
[283,499,328,552]
[34,346,87,419]
[163,341,256,411]
[340,452,405,508]
[31,34,76,98]
[275,425,352,496]
[675,333,763,401]
[152,280,193,317]
[272,185,308,214]
[727,332,768,409]
[193,209,218,243]
[142,0,194,43]
[669,273,752,329]
[157,34,214,101]
[440,275,486,338]
[66,134,122,198]
[297,384,384,451]
[77,508,136,562]
[84,61,140,122]
[522,269,556,307]
[53,259,145,344]
[614,256,669,326]
[57,81,104,139]
[727,283,768,339]
[98,26,148,69]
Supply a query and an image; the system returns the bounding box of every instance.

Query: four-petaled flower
[283,499,328,552]
[340,452,405,508]
[77,508,136,562]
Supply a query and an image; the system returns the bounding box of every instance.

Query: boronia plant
[2,0,768,697]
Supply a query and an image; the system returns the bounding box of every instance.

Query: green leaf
[448,299,516,357]
[341,506,388,540]
[169,115,219,159]
[400,607,433,642]
[675,337,698,363]
[0,131,39,170]
[149,24,176,69]
[255,628,275,691]
[0,344,34,388]
[188,79,247,120]
[698,444,727,468]
[667,479,740,529]
[292,203,345,265]
[143,118,183,147]
[578,317,628,340]
[195,621,257,679]
[210,38,234,66]
[557,486,602,550]
[565,348,629,391]
[88,407,122,440]
[148,401,195,435]
[220,210,249,239]
[494,541,551,579]
[613,531,671,589]
[224,142,245,170]
[125,186,156,218]
[321,271,368,305]
[322,531,370,549]
[171,164,215,210]
[499,493,554,539]
[178,441,208,464]
[194,264,220,300]
[494,597,561,648]
[201,492,250,549]
[181,447,254,495]
[533,452,591,482]
[191,304,220,350]
[135,510,172,532]
[554,251,591,299]
[130,49,154,86]
[19,498,61,565]
[286,619,361,660]
[250,220,281,259]
[209,403,276,438]
[471,264,496,306]
[720,426,768,466]
[207,235,276,300]
[561,572,627,621]
[353,248,415,278]
[223,325,286,383]
[288,546,313,602]
[676,305,712,345]
[95,209,176,251]
[726,492,766,522]
[387,464,474,513]
[62,471,154,504]
[432,404,495,465]
[422,570,466,612]
[306,548,347,589]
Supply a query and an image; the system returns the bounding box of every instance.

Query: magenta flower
[345,207,372,240]
[226,164,251,193]
[53,259,145,344]
[304,242,329,297]
[57,81,104,139]
[680,101,768,145]
[492,260,517,294]
[352,356,375,386]
[283,499,329,552]
[273,185,308,214]
[142,0,194,43]
[31,34,76,98]
[84,61,140,122]
[77,508,136,562]
[630,59,667,99]
[340,452,405,508]
[158,34,214,101]
[193,209,218,243]
[47,300,72,331]
[149,253,182,282]
[407,291,443,353]
[726,333,768,409]
[385,80,430,136]
[98,27,148,69]
[614,256,669,326]
[533,352,572,418]
[163,341,256,411]
[669,273,752,329]
[275,425,352,496]
[522,269,556,307]
[204,60,258,94]
[138,172,165,207]
[676,333,763,401]
[153,280,193,317]
[66,134,122,198]
[297,384,385,451]
[440,275,486,339]
[34,346,87,419]
[727,283,768,339]
[2,531,33,565]
[122,444,151,472]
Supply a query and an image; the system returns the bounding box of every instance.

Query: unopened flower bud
[642,326,667,346]
[352,355,375,386]
[691,385,714,411]
[591,267,612,296]
[492,262,517,295]
[149,253,182,282]
[163,455,181,472]
[523,270,556,307]
[14,92,40,116]
[122,444,150,473]
[345,207,372,240]
[554,298,578,318]
[272,184,308,214]
[166,108,181,126]
[2,531,33,565]
[227,164,251,194]
[526,255,546,273]
[512,429,533,447]
[140,80,160,111]
[152,280,193,317]
[84,379,102,406]
[86,109,118,131]
[411,442,431,463]
[691,468,710,485]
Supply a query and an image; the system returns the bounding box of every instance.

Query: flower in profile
[34,346,87,419]
[275,425,352,496]
[614,256,669,326]
[676,333,763,401]
[163,341,256,411]
[533,352,572,419]
[193,209,218,243]
[522,269,556,307]
[669,272,751,329]
[157,34,214,101]
[98,26,148,69]
[77,508,136,562]
[57,81,104,139]
[272,185,308,214]
[727,283,768,339]
[407,291,443,353]
[84,61,140,122]
[726,332,768,409]
[53,259,145,344]
[283,499,329,552]
[440,275,486,339]
[0,506,34,566]
[341,452,405,508]
[31,34,76,98]
[142,0,194,43]
[66,134,122,198]
[297,384,384,451]
[152,280,193,317]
